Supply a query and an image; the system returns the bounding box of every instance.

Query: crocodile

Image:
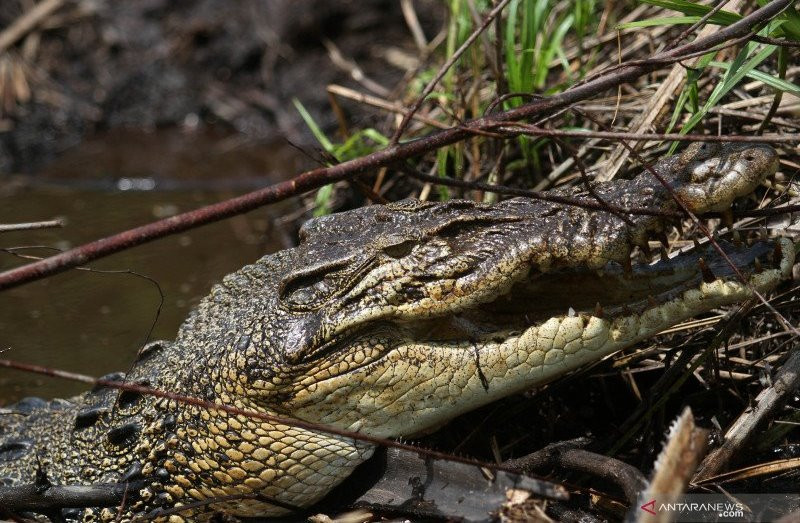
[0,142,794,521]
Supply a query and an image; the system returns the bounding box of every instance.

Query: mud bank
[0,0,441,174]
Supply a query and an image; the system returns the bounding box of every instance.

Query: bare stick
[505,442,646,504]
[326,84,450,129]
[0,219,64,233]
[390,0,514,143]
[0,356,567,494]
[488,125,798,144]
[0,0,64,54]
[0,482,143,511]
[693,349,800,481]
[0,0,790,292]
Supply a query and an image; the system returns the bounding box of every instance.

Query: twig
[0,482,144,511]
[326,84,450,129]
[397,163,682,218]
[693,349,800,481]
[400,0,428,51]
[322,39,388,97]
[0,219,64,232]
[504,442,646,504]
[665,0,734,51]
[0,0,790,291]
[0,0,64,54]
[488,124,798,144]
[0,357,567,490]
[751,34,800,47]
[390,0,514,143]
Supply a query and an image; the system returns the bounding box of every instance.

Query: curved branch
[0,481,143,511]
[0,0,790,292]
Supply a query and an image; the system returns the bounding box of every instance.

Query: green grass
[616,0,800,152]
[433,0,598,184]
[292,98,389,216]
[295,0,798,208]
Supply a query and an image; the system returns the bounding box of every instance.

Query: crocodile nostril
[745,154,756,162]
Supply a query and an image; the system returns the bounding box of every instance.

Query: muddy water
[0,129,304,403]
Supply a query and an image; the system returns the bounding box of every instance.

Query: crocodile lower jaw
[293,238,794,437]
[470,237,794,390]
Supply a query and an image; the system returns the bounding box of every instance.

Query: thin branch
[326,84,450,129]
[665,0,734,51]
[488,124,799,144]
[0,219,64,233]
[397,163,682,218]
[0,0,64,54]
[504,444,646,504]
[0,482,144,511]
[751,34,800,47]
[0,0,791,292]
[390,0,514,144]
[0,357,567,492]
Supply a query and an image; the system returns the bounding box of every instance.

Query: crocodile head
[186,142,790,440]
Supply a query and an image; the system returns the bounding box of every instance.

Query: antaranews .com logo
[637,494,800,522]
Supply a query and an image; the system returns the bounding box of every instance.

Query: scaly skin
[0,143,794,521]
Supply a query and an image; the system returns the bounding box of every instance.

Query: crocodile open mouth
[290,233,794,435]
[286,142,793,437]
[481,239,785,330]
[408,236,794,345]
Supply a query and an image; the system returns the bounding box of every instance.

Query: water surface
[0,128,304,402]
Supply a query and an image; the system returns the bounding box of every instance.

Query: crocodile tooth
[698,258,716,284]
[760,226,769,240]
[594,302,604,318]
[732,229,742,246]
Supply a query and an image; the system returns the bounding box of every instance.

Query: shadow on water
[0,128,305,402]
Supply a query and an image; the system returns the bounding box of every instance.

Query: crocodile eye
[279,261,351,311]
[288,287,316,307]
[382,239,415,259]
[280,273,335,310]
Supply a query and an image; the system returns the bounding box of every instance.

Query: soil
[0,0,443,174]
